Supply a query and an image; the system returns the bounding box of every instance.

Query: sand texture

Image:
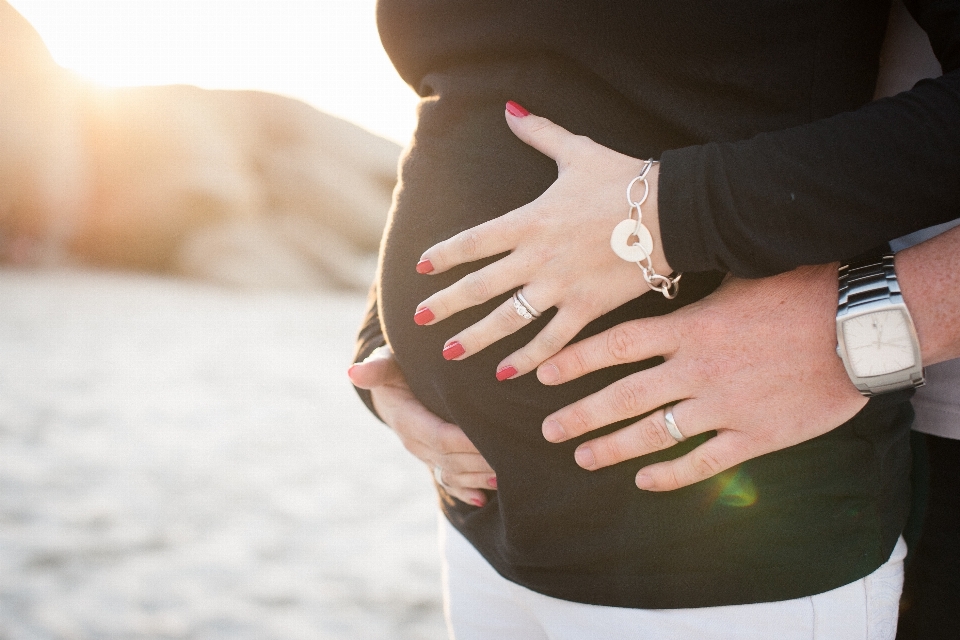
[0,268,445,639]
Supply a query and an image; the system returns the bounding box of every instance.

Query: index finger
[537,316,679,385]
[418,209,525,274]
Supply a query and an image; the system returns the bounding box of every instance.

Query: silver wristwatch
[836,248,925,397]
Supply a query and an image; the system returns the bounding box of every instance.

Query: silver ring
[663,404,687,443]
[434,465,452,490]
[512,289,541,320]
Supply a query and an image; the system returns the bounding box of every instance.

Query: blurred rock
[0,0,398,290]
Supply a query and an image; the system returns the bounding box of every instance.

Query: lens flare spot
[711,468,758,508]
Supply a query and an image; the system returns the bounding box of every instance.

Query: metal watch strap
[837,250,925,396]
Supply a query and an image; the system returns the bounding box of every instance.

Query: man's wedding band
[663,405,687,443]
[513,289,541,320]
[434,465,452,490]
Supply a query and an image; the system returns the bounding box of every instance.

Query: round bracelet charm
[610,219,654,262]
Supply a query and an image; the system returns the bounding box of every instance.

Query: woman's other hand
[348,346,497,507]
[414,103,673,381]
[537,265,869,491]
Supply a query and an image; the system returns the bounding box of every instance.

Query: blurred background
[10,0,417,145]
[1,1,445,638]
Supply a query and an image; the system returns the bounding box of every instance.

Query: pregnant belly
[371,62,905,610]
[378,65,723,571]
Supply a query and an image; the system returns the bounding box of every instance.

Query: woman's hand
[414,103,672,381]
[536,265,869,491]
[348,346,497,507]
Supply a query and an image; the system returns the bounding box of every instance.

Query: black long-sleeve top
[355,0,960,608]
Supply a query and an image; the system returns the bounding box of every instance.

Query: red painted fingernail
[414,307,435,325]
[416,259,434,274]
[470,498,485,508]
[487,477,498,489]
[505,101,530,117]
[443,341,465,360]
[496,366,518,382]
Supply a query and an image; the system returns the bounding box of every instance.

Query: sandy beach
[0,268,445,639]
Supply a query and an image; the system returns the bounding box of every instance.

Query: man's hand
[537,265,869,491]
[349,346,496,506]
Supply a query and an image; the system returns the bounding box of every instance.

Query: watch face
[842,309,917,378]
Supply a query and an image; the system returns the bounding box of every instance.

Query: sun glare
[710,468,758,509]
[8,0,418,145]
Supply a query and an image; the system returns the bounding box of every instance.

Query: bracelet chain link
[626,159,682,299]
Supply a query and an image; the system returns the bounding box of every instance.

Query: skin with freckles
[413,104,672,377]
[537,227,960,491]
[536,265,866,490]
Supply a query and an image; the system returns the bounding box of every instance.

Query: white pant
[440,516,907,640]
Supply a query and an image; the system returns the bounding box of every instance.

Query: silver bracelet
[609,159,682,299]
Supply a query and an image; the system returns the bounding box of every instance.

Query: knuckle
[430,244,448,268]
[449,473,472,490]
[598,437,630,465]
[691,450,725,479]
[525,235,556,264]
[458,230,484,259]
[572,133,594,151]
[611,379,644,416]
[424,298,447,318]
[434,430,453,454]
[579,296,605,320]
[464,273,491,301]
[606,324,640,362]
[437,452,460,473]
[426,421,446,452]
[537,330,565,355]
[561,133,591,157]
[512,349,537,371]
[664,314,685,354]
[496,302,524,329]
[449,430,475,453]
[438,469,455,488]
[436,423,463,453]
[524,209,549,235]
[571,344,592,376]
[528,119,554,136]
[666,465,687,490]
[567,406,594,436]
[639,416,673,450]
[693,355,737,383]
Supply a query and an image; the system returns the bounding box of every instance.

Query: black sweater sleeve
[351,280,387,422]
[659,0,960,278]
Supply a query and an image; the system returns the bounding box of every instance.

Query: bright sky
[8,0,419,145]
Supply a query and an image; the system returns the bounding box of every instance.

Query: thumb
[504,101,577,164]
[348,345,403,389]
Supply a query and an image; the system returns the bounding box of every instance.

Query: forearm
[897,223,960,365]
[658,0,960,277]
[658,71,960,277]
